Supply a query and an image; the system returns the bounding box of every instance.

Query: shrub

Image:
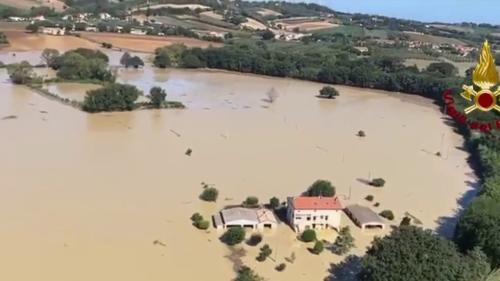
[244,196,259,206]
[379,210,395,220]
[357,130,366,137]
[275,263,286,272]
[149,86,167,108]
[374,202,380,207]
[196,220,210,230]
[365,195,374,202]
[235,266,263,281]
[304,179,336,197]
[318,86,339,99]
[261,29,275,40]
[247,233,263,246]
[191,213,203,222]
[199,187,219,202]
[301,229,317,242]
[332,226,355,255]
[256,244,272,262]
[221,227,246,246]
[7,61,37,84]
[269,197,280,209]
[400,216,412,226]
[190,213,209,229]
[101,42,113,49]
[312,240,324,254]
[370,178,386,187]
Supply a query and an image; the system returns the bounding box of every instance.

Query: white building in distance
[40,27,66,36]
[287,196,344,232]
[213,207,277,230]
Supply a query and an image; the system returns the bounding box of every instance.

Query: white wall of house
[287,207,342,232]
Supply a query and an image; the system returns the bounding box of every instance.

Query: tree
[269,197,280,209]
[301,229,316,242]
[426,62,458,76]
[128,56,144,68]
[7,61,37,84]
[149,86,167,108]
[454,196,500,267]
[304,180,336,197]
[221,227,245,245]
[41,48,60,67]
[154,50,171,68]
[312,240,324,254]
[55,50,113,81]
[256,244,272,261]
[120,52,131,67]
[181,53,204,68]
[370,178,386,187]
[247,233,262,246]
[360,226,490,281]
[332,226,355,255]
[199,187,218,202]
[261,29,275,40]
[235,266,264,281]
[244,196,259,206]
[379,210,395,220]
[82,83,141,112]
[357,130,366,137]
[318,86,339,99]
[190,213,210,230]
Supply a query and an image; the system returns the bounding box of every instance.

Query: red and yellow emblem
[461,40,500,114]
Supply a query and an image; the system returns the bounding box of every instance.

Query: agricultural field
[255,8,282,17]
[312,25,365,37]
[402,31,465,45]
[0,0,66,11]
[79,32,222,53]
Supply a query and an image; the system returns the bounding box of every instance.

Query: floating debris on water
[153,240,166,247]
[1,115,17,120]
[169,129,181,137]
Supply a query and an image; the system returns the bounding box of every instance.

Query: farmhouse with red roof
[286,196,344,232]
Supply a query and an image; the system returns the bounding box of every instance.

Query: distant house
[85,26,98,32]
[344,204,385,230]
[213,207,277,230]
[130,28,147,35]
[287,196,343,232]
[32,15,46,21]
[99,13,111,20]
[354,46,369,54]
[8,16,26,22]
[40,27,65,36]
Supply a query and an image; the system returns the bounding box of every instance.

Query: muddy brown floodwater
[0,64,476,281]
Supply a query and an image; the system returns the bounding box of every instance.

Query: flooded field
[0,64,475,281]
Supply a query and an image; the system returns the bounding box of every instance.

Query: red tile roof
[291,196,343,210]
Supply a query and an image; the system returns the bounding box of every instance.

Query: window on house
[307,217,311,221]
[313,216,317,220]
[320,215,324,219]
[325,216,329,220]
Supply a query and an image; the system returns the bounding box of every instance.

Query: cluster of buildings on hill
[212,195,385,233]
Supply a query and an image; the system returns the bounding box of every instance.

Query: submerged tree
[304,180,336,197]
[360,226,490,281]
[41,48,60,67]
[7,61,37,84]
[318,86,339,99]
[332,226,355,255]
[149,86,167,108]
